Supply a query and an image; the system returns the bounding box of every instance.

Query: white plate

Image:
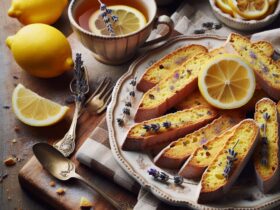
[107,35,280,210]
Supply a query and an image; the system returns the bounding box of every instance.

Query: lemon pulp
[198,54,256,109]
[12,84,69,127]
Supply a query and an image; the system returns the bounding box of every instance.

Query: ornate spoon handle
[54,101,82,157]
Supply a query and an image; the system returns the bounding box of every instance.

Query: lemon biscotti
[154,114,242,169]
[135,53,212,122]
[122,106,217,151]
[254,98,280,193]
[197,119,259,203]
[225,33,280,100]
[137,45,208,92]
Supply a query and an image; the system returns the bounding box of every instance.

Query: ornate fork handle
[54,100,82,157]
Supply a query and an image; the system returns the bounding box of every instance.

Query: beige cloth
[76,1,280,209]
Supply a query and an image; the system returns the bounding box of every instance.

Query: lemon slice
[12,84,69,126]
[89,5,147,36]
[228,0,269,20]
[198,54,256,109]
[216,0,234,15]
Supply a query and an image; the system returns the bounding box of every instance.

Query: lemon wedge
[198,54,256,109]
[228,0,269,20]
[216,0,234,15]
[89,5,147,36]
[12,84,69,126]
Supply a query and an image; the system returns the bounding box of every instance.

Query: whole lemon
[8,0,67,25]
[6,24,73,78]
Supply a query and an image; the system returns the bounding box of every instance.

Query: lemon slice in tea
[89,5,147,36]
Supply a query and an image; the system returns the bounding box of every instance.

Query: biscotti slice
[197,119,259,203]
[225,33,280,99]
[154,115,242,169]
[135,53,212,122]
[254,98,280,193]
[122,106,218,151]
[179,124,238,179]
[252,41,274,58]
[137,45,208,92]
[175,89,211,110]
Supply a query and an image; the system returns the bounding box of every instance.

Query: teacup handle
[141,15,174,48]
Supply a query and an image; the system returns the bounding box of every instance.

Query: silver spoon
[33,143,133,210]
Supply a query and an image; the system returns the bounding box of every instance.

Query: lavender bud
[150,123,160,132]
[117,118,124,127]
[129,91,135,97]
[162,121,171,129]
[122,107,130,115]
[143,124,151,132]
[111,15,118,22]
[100,3,106,10]
[106,8,112,14]
[101,12,107,18]
[263,113,270,121]
[125,102,132,107]
[159,172,169,182]
[147,168,160,178]
[130,79,137,86]
[174,176,184,185]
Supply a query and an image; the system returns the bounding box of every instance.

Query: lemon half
[89,5,147,36]
[12,84,69,127]
[198,54,256,109]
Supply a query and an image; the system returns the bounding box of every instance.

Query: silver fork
[86,77,113,114]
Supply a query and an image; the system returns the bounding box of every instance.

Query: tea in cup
[68,0,173,65]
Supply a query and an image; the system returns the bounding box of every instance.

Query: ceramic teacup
[68,0,174,65]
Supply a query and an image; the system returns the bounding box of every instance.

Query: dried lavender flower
[194,29,205,34]
[125,102,132,107]
[129,91,135,97]
[223,140,239,179]
[143,124,151,132]
[150,123,160,132]
[174,176,184,185]
[147,168,160,178]
[148,94,155,100]
[147,168,185,185]
[97,0,118,36]
[162,121,171,129]
[117,118,124,127]
[214,23,222,30]
[122,107,130,115]
[159,64,164,69]
[202,22,214,29]
[249,51,257,60]
[130,79,137,86]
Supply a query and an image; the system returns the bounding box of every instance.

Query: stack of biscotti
[122,106,217,151]
[134,53,212,122]
[197,119,259,203]
[225,33,280,99]
[137,45,208,92]
[154,114,242,169]
[254,98,280,193]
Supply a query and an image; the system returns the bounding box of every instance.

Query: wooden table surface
[0,1,183,210]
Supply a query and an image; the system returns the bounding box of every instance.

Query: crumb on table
[56,188,65,195]
[3,157,16,166]
[79,196,93,208]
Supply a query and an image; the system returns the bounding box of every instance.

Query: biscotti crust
[254,98,280,193]
[137,45,208,92]
[123,106,218,151]
[197,119,259,203]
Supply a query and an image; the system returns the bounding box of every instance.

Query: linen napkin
[76,1,280,209]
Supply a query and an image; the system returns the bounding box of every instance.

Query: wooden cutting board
[18,34,138,210]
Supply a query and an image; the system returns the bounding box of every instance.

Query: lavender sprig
[223,139,239,179]
[97,0,118,36]
[260,113,270,165]
[147,168,184,185]
[116,77,137,127]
